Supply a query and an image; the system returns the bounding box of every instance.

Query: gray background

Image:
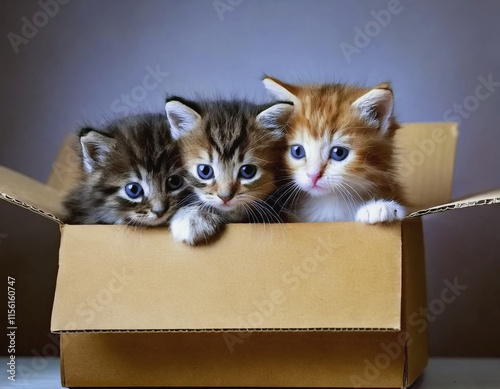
[1,0,499,356]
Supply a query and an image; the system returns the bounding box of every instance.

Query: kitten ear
[256,102,294,136]
[165,98,201,140]
[262,76,301,107]
[79,128,115,173]
[351,83,394,134]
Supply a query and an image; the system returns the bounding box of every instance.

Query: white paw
[355,200,406,224]
[169,205,223,245]
[170,213,196,245]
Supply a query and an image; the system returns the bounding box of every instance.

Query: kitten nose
[218,194,233,204]
[307,172,321,185]
[153,209,166,218]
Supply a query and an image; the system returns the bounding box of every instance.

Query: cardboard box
[1,122,499,388]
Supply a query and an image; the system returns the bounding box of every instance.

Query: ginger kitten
[263,76,406,223]
[165,97,293,244]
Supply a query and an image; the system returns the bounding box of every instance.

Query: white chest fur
[297,195,360,222]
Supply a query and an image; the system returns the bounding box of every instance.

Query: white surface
[1,357,500,388]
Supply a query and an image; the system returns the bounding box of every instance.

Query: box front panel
[52,223,403,332]
[60,331,405,388]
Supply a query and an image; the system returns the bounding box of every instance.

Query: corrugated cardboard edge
[53,327,401,334]
[407,188,500,218]
[0,166,65,224]
[0,191,63,224]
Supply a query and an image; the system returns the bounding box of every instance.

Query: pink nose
[307,172,321,186]
[154,211,165,218]
[218,195,233,204]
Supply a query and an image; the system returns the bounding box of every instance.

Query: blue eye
[239,164,257,179]
[124,182,143,199]
[330,146,349,161]
[197,164,214,179]
[291,145,306,159]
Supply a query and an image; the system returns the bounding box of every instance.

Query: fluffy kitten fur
[63,113,189,226]
[263,76,406,223]
[165,97,294,245]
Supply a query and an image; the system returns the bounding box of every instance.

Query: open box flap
[46,133,81,194]
[408,188,500,218]
[395,122,458,211]
[0,166,64,224]
[51,222,403,333]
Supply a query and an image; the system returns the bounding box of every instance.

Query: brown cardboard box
[1,123,499,388]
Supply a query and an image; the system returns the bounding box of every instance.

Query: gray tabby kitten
[165,97,294,245]
[63,113,190,226]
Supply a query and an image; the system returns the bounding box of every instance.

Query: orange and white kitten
[263,76,406,223]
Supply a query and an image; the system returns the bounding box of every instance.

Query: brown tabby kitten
[165,97,293,245]
[263,76,406,223]
[63,113,189,226]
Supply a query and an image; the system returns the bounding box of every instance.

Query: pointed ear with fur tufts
[262,76,301,107]
[79,128,116,173]
[351,83,394,134]
[256,101,294,137]
[165,97,202,140]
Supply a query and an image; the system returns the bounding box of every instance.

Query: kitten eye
[124,182,144,199]
[291,144,306,159]
[166,175,184,191]
[197,164,214,180]
[330,146,349,161]
[239,164,257,179]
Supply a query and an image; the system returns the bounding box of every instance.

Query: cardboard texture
[52,223,402,332]
[1,122,498,387]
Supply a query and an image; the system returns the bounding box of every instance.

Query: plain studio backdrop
[1,0,499,356]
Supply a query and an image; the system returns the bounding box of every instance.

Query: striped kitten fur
[263,77,406,223]
[63,113,190,226]
[165,97,294,245]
